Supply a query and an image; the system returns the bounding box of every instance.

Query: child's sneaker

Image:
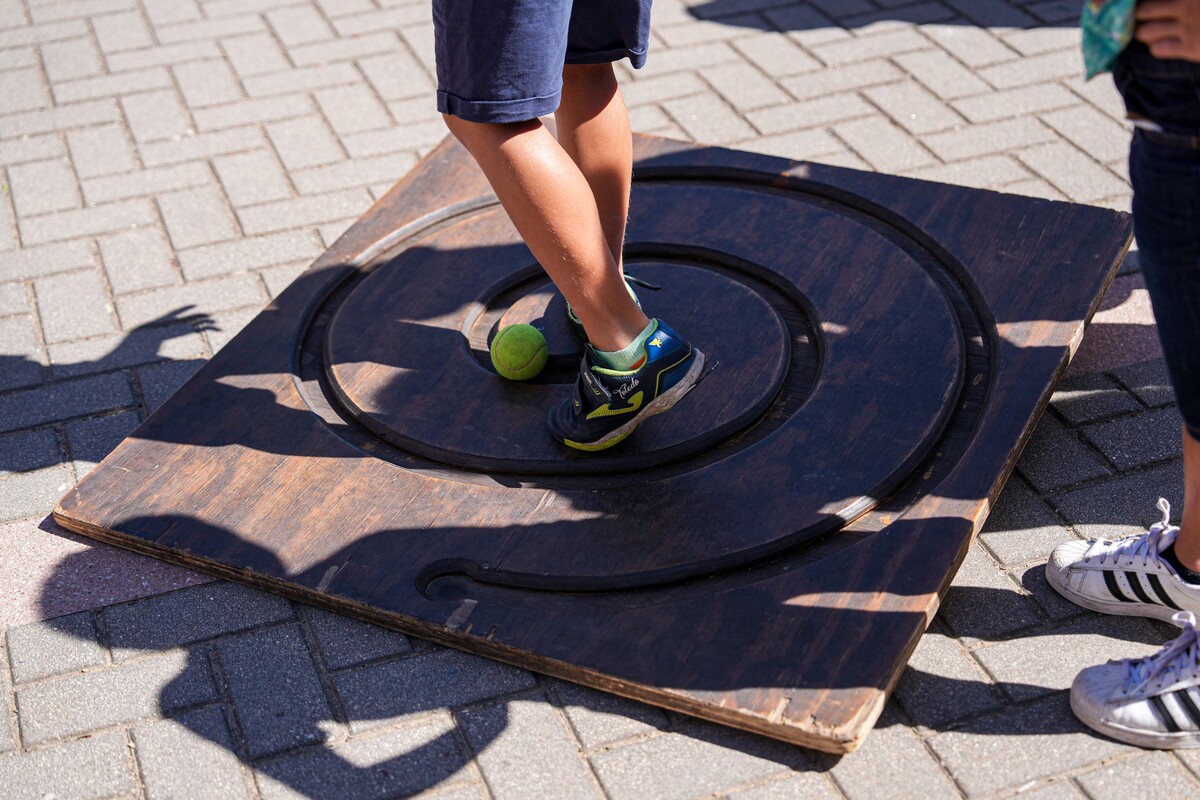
[1071,610,1200,749]
[1046,499,1200,622]
[565,275,658,344]
[548,319,705,451]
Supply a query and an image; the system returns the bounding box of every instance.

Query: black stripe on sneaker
[1126,571,1157,605]
[1150,695,1183,733]
[1174,689,1200,729]
[1147,574,1184,610]
[1103,570,1134,602]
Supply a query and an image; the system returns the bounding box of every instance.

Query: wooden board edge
[52,504,879,754]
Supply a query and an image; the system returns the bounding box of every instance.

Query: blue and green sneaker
[548,320,706,451]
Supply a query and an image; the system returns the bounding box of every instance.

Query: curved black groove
[292,171,995,594]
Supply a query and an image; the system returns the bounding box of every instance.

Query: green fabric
[1082,0,1136,80]
[595,319,657,371]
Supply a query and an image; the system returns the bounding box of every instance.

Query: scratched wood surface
[55,134,1132,752]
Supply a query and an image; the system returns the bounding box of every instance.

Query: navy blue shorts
[433,0,653,124]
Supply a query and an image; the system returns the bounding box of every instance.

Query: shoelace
[1086,498,1178,567]
[1124,609,1200,693]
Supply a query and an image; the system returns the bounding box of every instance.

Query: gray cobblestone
[1113,358,1176,408]
[243,62,361,98]
[0,372,134,432]
[894,48,989,100]
[829,705,959,800]
[41,36,102,82]
[1077,752,1200,799]
[105,582,294,658]
[727,773,843,800]
[176,230,320,280]
[812,28,931,66]
[953,82,1079,124]
[193,95,314,133]
[142,0,202,26]
[221,32,291,78]
[730,32,821,78]
[0,731,134,800]
[304,607,411,670]
[335,648,537,733]
[174,59,243,108]
[1017,412,1111,494]
[973,615,1165,703]
[237,188,371,235]
[216,623,332,758]
[19,197,156,247]
[92,9,153,52]
[6,611,105,684]
[34,268,116,344]
[0,428,59,474]
[0,19,88,49]
[137,358,205,411]
[158,186,239,250]
[53,67,173,105]
[0,134,64,167]
[140,127,266,168]
[834,117,937,172]
[980,477,1071,568]
[1051,460,1187,547]
[158,15,266,45]
[84,162,212,205]
[292,152,417,196]
[0,315,43,391]
[115,272,265,328]
[863,80,964,134]
[928,693,1132,796]
[290,29,400,68]
[894,624,1003,728]
[591,724,797,800]
[135,705,250,800]
[120,89,192,143]
[315,85,393,135]
[256,712,475,800]
[979,47,1080,90]
[267,116,345,171]
[1083,407,1185,471]
[16,648,217,744]
[1051,372,1141,426]
[0,463,73,521]
[65,411,141,471]
[462,698,600,800]
[357,49,435,101]
[0,240,89,285]
[551,680,667,749]
[747,93,874,136]
[267,4,335,46]
[8,158,80,217]
[0,282,27,317]
[64,123,137,179]
[106,40,223,73]
[99,227,181,294]
[905,155,1030,189]
[2,67,51,114]
[1016,142,1127,203]
[940,545,1043,639]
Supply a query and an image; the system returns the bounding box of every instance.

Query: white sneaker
[1046,499,1200,622]
[1072,610,1200,749]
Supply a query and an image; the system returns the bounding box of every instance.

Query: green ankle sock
[595,320,657,371]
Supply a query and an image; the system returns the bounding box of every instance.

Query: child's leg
[443,115,649,353]
[555,64,632,270]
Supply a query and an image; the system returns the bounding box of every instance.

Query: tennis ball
[490,324,548,381]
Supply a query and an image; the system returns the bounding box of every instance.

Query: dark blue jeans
[1114,44,1200,439]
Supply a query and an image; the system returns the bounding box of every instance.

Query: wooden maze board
[55,134,1132,752]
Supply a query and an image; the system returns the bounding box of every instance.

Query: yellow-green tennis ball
[490,324,548,381]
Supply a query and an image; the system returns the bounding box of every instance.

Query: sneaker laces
[1086,498,1178,567]
[1124,610,1200,693]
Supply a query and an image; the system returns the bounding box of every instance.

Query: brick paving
[1,0,1197,797]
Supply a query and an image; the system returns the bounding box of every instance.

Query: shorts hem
[565,46,648,69]
[437,89,561,124]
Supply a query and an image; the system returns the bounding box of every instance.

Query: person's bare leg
[443,115,649,352]
[1170,426,1200,571]
[555,64,632,270]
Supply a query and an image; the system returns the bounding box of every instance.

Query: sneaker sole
[1045,563,1184,623]
[564,348,707,452]
[1071,691,1200,749]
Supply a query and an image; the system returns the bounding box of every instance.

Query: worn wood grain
[54,133,1131,753]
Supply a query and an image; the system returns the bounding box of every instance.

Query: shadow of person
[0,307,218,473]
